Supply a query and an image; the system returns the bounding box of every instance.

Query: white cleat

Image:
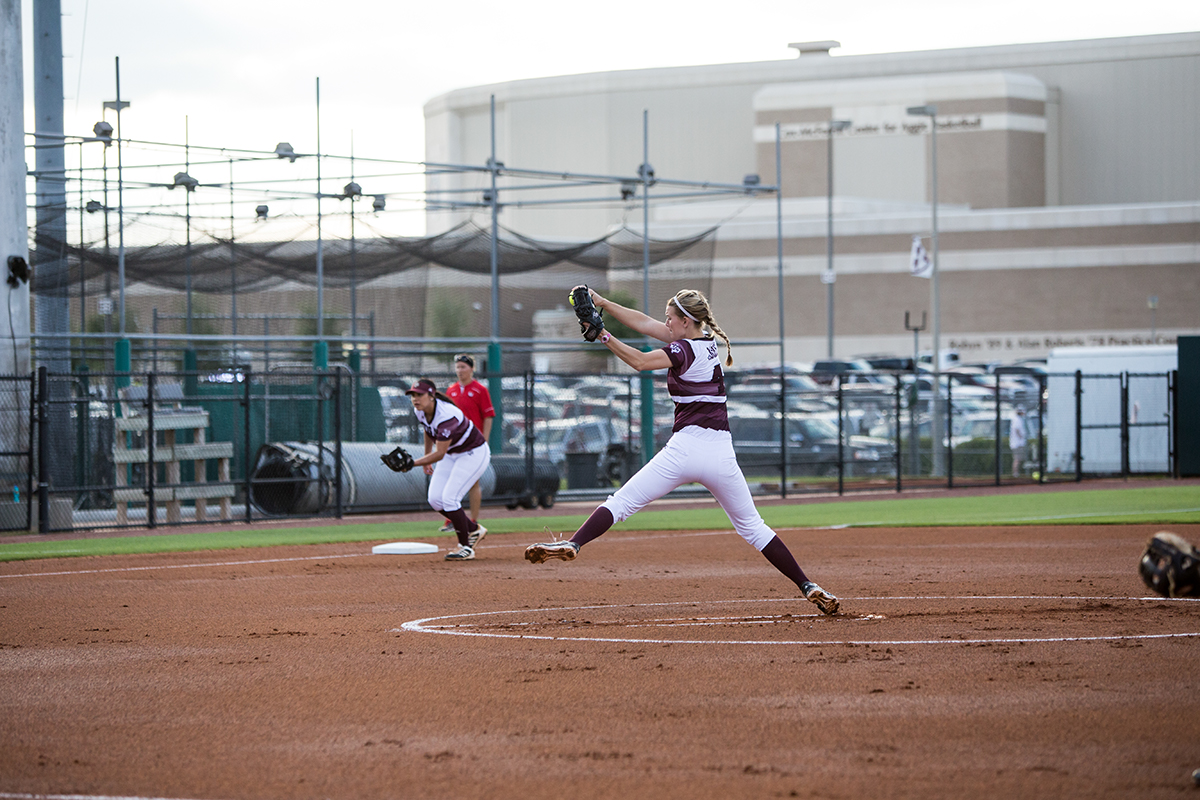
[467,525,487,549]
[524,540,579,564]
[444,544,475,561]
[801,581,840,616]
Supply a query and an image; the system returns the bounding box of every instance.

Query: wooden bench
[113,384,235,525]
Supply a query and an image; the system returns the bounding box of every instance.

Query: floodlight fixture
[85,200,103,213]
[92,121,113,146]
[255,205,269,220]
[274,142,298,162]
[170,172,199,192]
[342,181,362,199]
[620,181,637,200]
[371,195,386,212]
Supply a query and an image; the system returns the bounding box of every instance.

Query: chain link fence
[0,355,1179,534]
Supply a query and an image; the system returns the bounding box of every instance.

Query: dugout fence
[0,354,1179,534]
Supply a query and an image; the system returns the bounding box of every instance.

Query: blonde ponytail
[672,289,733,366]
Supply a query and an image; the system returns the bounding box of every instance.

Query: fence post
[146,371,156,529]
[640,346,655,468]
[994,374,1002,486]
[946,376,954,489]
[334,370,343,519]
[836,376,844,495]
[1037,375,1046,484]
[894,379,902,493]
[243,366,253,523]
[36,366,48,534]
[1074,370,1083,482]
[488,341,503,454]
[524,370,534,500]
[75,364,89,492]
[779,363,788,499]
[1170,369,1178,478]
[1120,373,1130,478]
[25,372,35,532]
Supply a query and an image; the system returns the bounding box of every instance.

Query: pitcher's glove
[569,285,605,342]
[380,446,415,473]
[1138,531,1200,598]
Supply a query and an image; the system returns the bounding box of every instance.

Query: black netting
[29,220,716,295]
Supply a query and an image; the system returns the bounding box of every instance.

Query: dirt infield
[2,521,1199,799]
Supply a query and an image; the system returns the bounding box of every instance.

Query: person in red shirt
[443,354,495,530]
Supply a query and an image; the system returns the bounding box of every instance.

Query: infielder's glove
[569,285,605,342]
[1138,531,1200,598]
[380,446,415,473]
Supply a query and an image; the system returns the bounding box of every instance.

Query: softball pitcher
[525,288,840,615]
[405,378,490,561]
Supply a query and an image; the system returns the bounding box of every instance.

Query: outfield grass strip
[1,485,1196,563]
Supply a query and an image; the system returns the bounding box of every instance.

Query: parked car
[858,354,916,372]
[726,373,835,413]
[729,410,894,477]
[810,358,871,386]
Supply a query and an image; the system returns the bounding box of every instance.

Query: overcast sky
[23,0,1200,157]
[18,0,1200,236]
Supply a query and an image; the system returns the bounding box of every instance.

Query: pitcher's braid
[706,316,734,367]
[672,289,735,367]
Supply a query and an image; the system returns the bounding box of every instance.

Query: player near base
[405,378,490,561]
[525,287,840,615]
[438,354,495,533]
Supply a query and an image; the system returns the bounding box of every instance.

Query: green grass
[2,485,1197,563]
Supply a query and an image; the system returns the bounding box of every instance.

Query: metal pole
[642,109,650,321]
[1074,369,1083,482]
[315,77,324,350]
[36,367,48,533]
[349,134,357,340]
[79,142,85,334]
[930,111,943,477]
[229,158,236,337]
[826,124,834,358]
[776,122,787,498]
[487,95,503,451]
[639,110,654,467]
[185,117,192,336]
[115,58,126,335]
[489,95,500,341]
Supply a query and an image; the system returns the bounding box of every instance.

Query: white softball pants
[601,427,777,551]
[427,445,491,513]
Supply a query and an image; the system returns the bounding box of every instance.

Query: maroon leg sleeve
[441,508,472,546]
[569,506,614,548]
[760,535,809,591]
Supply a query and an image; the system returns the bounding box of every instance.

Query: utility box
[1045,345,1177,475]
[1178,337,1199,477]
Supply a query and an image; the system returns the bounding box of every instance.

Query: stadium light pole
[825,119,851,359]
[314,76,326,368]
[775,122,787,499]
[639,109,655,467]
[907,104,943,476]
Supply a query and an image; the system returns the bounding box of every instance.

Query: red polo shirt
[446,379,495,431]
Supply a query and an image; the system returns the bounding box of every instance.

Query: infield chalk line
[397,595,1200,647]
[0,793,219,800]
[0,552,369,579]
[820,506,1200,528]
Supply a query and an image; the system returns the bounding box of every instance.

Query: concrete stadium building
[424,32,1200,365]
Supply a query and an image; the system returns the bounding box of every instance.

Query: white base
[371,541,440,555]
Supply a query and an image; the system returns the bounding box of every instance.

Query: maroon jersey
[662,337,728,433]
[414,399,487,454]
